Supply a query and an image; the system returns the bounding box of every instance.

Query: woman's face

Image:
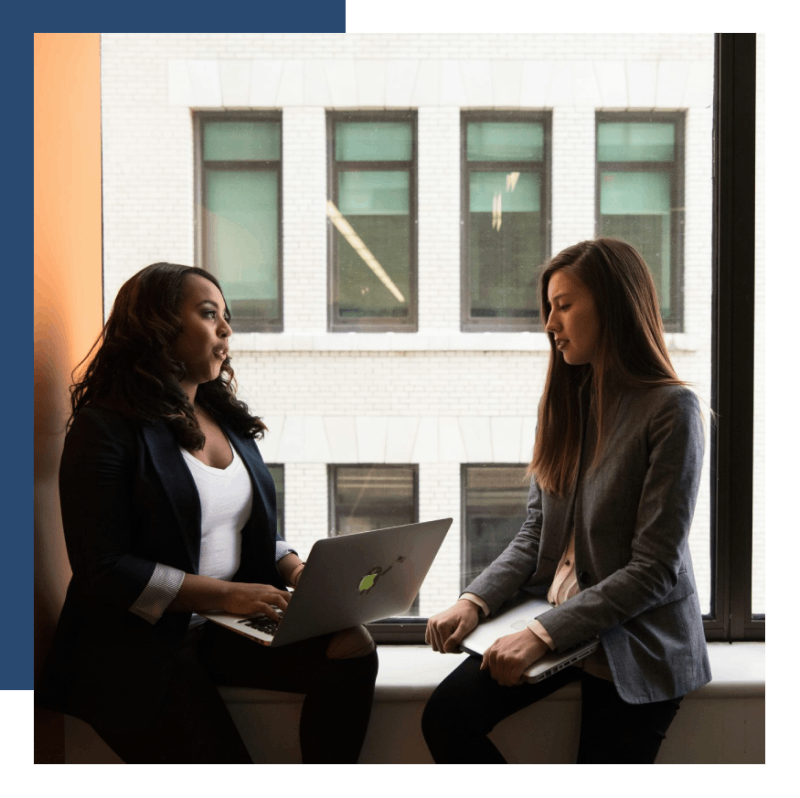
[172,274,232,392]
[545,269,601,367]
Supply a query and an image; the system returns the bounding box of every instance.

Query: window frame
[193,110,283,333]
[326,111,418,332]
[707,33,763,642]
[461,110,552,332]
[595,110,686,333]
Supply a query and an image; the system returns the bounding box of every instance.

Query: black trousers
[94,623,379,764]
[421,655,682,764]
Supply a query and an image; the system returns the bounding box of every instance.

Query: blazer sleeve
[536,388,705,651]
[462,474,545,612]
[59,408,160,613]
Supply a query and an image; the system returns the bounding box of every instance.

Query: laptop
[201,518,452,647]
[459,591,600,683]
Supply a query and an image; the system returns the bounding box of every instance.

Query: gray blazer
[465,384,712,704]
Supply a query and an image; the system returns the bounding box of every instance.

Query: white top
[129,438,297,627]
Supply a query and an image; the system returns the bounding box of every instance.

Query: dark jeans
[421,655,682,764]
[94,623,378,764]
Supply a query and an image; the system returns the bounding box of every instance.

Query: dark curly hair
[69,262,266,449]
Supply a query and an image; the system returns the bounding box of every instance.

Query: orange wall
[34,32,103,762]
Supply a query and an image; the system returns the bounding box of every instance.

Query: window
[462,113,550,330]
[327,113,417,331]
[266,465,285,540]
[596,113,684,331]
[196,113,282,332]
[462,465,530,591]
[329,465,419,614]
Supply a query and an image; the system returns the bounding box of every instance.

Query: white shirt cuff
[129,563,185,625]
[459,592,490,617]
[275,538,298,563]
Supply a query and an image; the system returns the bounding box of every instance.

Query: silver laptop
[459,591,599,683]
[201,518,452,647]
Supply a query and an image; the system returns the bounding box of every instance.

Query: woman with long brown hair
[422,239,711,764]
[36,262,377,763]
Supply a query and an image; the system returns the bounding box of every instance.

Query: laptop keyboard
[236,608,283,637]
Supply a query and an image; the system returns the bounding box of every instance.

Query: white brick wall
[100,32,736,616]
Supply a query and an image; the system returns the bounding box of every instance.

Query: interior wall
[33,32,103,764]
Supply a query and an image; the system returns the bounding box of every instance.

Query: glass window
[462,465,530,591]
[597,113,684,330]
[463,114,550,330]
[330,465,419,614]
[198,114,282,332]
[328,113,416,331]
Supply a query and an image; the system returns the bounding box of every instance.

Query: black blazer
[36,406,286,733]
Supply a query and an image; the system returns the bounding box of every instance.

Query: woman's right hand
[168,573,291,620]
[426,599,480,653]
[221,582,292,620]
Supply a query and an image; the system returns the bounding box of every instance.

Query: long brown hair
[69,262,266,449]
[530,239,683,496]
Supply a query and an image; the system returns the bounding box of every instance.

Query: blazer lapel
[140,421,203,573]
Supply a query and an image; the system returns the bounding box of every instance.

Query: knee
[325,625,376,660]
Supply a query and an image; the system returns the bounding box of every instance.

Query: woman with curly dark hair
[36,263,378,764]
[422,239,711,764]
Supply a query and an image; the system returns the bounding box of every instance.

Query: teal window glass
[201,117,282,330]
[335,122,413,161]
[330,114,416,328]
[596,117,681,324]
[467,122,544,162]
[468,171,542,319]
[203,120,281,162]
[205,170,279,307]
[462,466,529,591]
[463,115,548,328]
[597,122,674,162]
[600,171,671,312]
[335,171,410,318]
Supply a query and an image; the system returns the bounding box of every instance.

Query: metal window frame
[706,33,763,642]
[326,111,419,332]
[595,110,686,333]
[193,111,284,333]
[461,110,552,332]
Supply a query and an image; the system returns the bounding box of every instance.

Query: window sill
[63,642,764,763]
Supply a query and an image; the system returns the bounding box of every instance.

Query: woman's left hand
[480,629,550,687]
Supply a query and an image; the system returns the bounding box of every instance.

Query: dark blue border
[22,4,346,693]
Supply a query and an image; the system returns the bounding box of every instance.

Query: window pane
[335,171,410,318]
[467,122,544,161]
[599,171,672,315]
[463,466,530,590]
[597,114,684,324]
[203,120,280,161]
[335,121,412,161]
[597,122,675,162]
[468,171,542,318]
[333,466,415,534]
[205,169,280,323]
